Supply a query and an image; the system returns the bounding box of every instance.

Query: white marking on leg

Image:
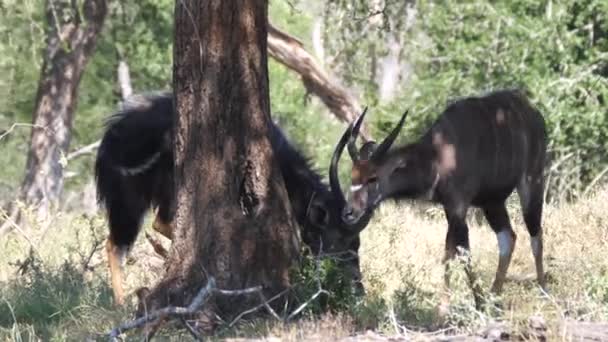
[497,230,514,257]
[530,235,542,257]
[350,184,363,192]
[117,247,128,267]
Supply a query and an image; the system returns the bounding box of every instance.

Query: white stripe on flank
[497,230,514,257]
[350,184,363,192]
[118,151,162,176]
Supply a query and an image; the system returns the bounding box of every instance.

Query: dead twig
[286,247,328,321]
[80,219,104,272]
[0,123,49,142]
[286,288,329,321]
[108,278,217,340]
[227,287,291,328]
[113,241,343,338]
[108,278,268,340]
[180,318,202,340]
[66,140,101,161]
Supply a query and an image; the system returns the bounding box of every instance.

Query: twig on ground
[227,287,291,328]
[258,292,283,321]
[110,241,339,338]
[388,306,405,336]
[286,288,329,321]
[180,318,202,340]
[286,243,329,321]
[108,278,271,340]
[108,277,217,340]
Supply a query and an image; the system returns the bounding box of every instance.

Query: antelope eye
[367,176,378,183]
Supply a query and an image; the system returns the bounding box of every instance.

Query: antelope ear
[308,201,330,228]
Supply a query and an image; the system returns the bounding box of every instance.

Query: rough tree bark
[17,0,107,223]
[140,0,299,326]
[268,24,371,141]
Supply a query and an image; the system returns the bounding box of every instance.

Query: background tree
[322,0,608,202]
[139,0,299,324]
[3,0,107,227]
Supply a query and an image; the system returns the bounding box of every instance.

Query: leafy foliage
[323,0,608,202]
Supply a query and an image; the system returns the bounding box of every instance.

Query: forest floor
[0,187,607,341]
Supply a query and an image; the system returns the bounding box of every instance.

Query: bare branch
[227,287,291,327]
[107,278,269,340]
[213,286,263,296]
[80,219,104,271]
[286,288,329,321]
[180,318,202,340]
[117,60,133,99]
[108,277,217,340]
[0,123,49,142]
[268,24,371,141]
[66,140,101,161]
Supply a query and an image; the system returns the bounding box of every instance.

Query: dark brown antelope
[330,89,548,311]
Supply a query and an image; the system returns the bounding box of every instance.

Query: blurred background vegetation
[0,0,606,205]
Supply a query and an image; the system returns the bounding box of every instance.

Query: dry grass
[357,186,608,337]
[0,187,606,341]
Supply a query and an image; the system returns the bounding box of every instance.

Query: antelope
[330,89,548,311]
[95,92,372,305]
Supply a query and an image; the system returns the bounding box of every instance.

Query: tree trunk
[140,0,299,325]
[18,0,107,222]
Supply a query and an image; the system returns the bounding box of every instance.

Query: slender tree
[140,0,299,323]
[17,0,107,223]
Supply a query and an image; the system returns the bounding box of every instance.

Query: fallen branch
[227,287,291,328]
[180,317,202,340]
[108,277,217,340]
[109,240,340,339]
[286,288,329,321]
[107,277,267,340]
